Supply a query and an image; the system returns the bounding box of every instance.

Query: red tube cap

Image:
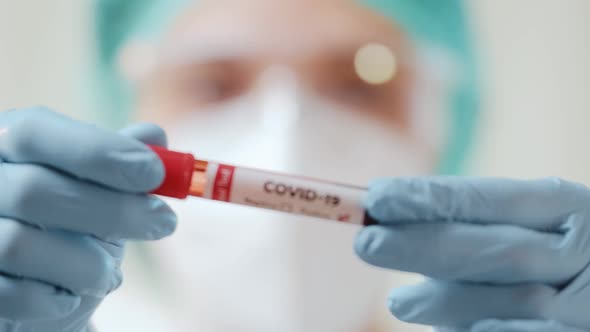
[149,145,195,199]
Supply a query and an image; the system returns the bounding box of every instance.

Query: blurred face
[128,0,446,331]
[140,0,412,126]
[133,0,445,181]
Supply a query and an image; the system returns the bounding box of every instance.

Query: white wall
[0,0,92,119]
[467,0,590,182]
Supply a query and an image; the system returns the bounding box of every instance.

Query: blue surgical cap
[94,0,479,174]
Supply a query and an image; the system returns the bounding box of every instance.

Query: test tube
[149,145,375,226]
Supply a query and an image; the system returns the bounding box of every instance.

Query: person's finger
[0,163,177,241]
[119,123,167,147]
[365,177,588,231]
[433,328,469,332]
[386,280,556,327]
[0,275,80,321]
[355,214,589,285]
[469,319,586,332]
[24,296,105,331]
[0,218,123,297]
[0,107,164,193]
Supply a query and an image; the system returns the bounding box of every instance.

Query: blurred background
[3,0,590,179]
[1,0,590,331]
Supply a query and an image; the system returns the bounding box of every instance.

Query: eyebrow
[158,40,260,67]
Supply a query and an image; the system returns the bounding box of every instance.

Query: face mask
[147,62,445,332]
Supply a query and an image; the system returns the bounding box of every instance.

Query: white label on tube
[202,163,367,225]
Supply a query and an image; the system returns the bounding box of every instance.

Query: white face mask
[147,61,449,331]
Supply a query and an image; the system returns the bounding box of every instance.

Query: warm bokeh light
[354,43,397,85]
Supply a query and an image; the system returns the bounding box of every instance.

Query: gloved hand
[355,177,590,332]
[0,107,177,331]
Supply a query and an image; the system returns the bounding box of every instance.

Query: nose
[254,66,303,133]
[217,65,305,173]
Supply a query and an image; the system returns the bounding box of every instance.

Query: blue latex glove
[0,107,177,331]
[355,177,590,332]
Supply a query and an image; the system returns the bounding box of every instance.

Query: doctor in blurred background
[92,1,476,331]
[95,0,476,331]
